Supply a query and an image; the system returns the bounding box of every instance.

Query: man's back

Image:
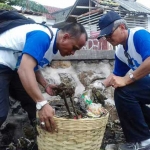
[0,24,56,70]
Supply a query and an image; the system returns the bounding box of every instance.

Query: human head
[98,11,128,46]
[57,22,88,56]
[97,11,121,39]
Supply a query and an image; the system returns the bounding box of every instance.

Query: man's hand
[38,104,57,133]
[109,76,127,88]
[45,84,58,96]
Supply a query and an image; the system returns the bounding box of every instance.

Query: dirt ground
[101,105,125,150]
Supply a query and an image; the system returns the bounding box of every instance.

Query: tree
[0,0,49,13]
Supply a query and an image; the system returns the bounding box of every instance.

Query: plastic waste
[89,80,106,92]
[81,89,107,117]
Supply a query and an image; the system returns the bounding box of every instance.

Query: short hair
[60,22,88,41]
[113,19,128,30]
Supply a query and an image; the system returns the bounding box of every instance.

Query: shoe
[118,142,150,150]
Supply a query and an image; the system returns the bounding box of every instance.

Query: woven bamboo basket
[37,113,109,150]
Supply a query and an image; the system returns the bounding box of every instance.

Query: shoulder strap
[0,10,35,34]
[0,24,54,52]
[0,10,53,40]
[37,22,54,41]
[0,47,21,52]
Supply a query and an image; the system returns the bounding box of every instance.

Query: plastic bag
[87,103,102,117]
[81,89,93,105]
[90,80,105,92]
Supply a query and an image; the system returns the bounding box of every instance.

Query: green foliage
[0,0,8,3]
[0,0,49,13]
[0,2,16,10]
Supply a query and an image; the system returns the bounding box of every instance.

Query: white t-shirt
[0,24,58,70]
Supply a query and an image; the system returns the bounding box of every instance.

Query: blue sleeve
[134,29,150,61]
[22,30,51,64]
[113,54,130,76]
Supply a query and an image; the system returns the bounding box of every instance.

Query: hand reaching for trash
[45,84,58,96]
[109,76,127,88]
[38,83,74,132]
[38,104,57,133]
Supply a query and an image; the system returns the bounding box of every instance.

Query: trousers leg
[0,65,13,126]
[140,104,150,128]
[9,71,36,125]
[114,77,150,142]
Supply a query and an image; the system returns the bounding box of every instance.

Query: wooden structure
[51,0,150,50]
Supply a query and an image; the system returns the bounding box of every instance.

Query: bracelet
[44,83,50,91]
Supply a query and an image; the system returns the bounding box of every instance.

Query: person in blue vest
[0,22,88,133]
[98,11,150,150]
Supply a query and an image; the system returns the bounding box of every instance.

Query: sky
[34,0,76,8]
[137,0,150,7]
[33,0,150,9]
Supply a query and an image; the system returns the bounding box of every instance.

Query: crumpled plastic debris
[89,80,106,92]
[80,89,107,118]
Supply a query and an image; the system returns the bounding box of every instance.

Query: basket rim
[53,113,109,121]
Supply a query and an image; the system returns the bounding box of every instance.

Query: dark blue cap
[97,11,121,39]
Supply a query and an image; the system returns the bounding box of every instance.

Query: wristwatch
[36,100,48,110]
[129,72,136,81]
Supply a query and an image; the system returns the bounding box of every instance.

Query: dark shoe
[118,142,150,150]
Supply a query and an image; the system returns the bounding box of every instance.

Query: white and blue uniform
[0,24,59,125]
[112,27,150,142]
[0,24,58,70]
[113,27,150,76]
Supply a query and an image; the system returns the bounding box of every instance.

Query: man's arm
[102,54,130,88]
[18,54,43,101]
[124,56,150,84]
[35,70,57,95]
[35,70,49,90]
[17,53,56,133]
[108,57,150,88]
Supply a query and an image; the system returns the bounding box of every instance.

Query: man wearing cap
[98,11,150,150]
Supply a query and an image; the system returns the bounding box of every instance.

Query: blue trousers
[114,76,150,142]
[0,65,36,126]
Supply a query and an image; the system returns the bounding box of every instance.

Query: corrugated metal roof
[52,0,96,28]
[51,0,96,21]
[52,0,150,28]
[113,0,150,14]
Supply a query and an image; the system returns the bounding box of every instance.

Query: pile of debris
[47,82,108,120]
[0,81,125,150]
[101,100,126,149]
[0,99,38,150]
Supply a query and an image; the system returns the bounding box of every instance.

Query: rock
[59,73,77,88]
[78,71,105,86]
[105,144,117,150]
[102,60,109,63]
[109,60,115,66]
[105,98,115,106]
[114,119,120,124]
[51,61,71,69]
